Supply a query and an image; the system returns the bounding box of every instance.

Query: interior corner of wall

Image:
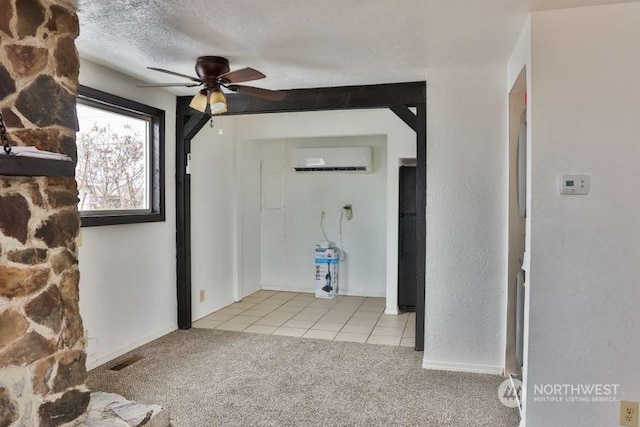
[508,16,531,91]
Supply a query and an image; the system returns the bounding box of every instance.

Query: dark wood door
[398,166,417,311]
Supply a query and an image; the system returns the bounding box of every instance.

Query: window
[76,85,165,226]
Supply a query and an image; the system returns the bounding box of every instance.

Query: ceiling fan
[139,56,286,114]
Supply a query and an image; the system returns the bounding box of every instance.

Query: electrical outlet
[199,290,205,302]
[620,401,639,427]
[343,204,353,220]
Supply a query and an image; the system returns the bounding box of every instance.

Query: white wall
[75,61,513,382]
[241,136,387,297]
[190,110,414,313]
[234,110,414,312]
[193,90,510,373]
[76,61,510,378]
[508,17,531,95]
[190,117,239,320]
[507,16,533,422]
[423,64,509,374]
[525,4,640,426]
[238,137,265,298]
[77,59,177,369]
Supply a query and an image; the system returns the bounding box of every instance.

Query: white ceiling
[75,0,637,95]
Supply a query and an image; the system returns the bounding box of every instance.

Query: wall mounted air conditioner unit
[290,146,372,173]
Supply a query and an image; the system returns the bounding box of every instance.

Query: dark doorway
[398,165,417,311]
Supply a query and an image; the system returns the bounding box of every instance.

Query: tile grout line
[208,291,401,345]
[304,296,359,338]
[316,296,371,341]
[361,298,376,344]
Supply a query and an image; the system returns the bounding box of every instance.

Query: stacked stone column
[0,0,89,425]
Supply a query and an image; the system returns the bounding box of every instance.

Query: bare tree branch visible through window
[76,122,146,211]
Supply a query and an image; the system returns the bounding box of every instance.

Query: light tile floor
[193,290,416,347]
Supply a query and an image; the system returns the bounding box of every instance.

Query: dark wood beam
[415,102,427,351]
[177,81,426,116]
[176,102,209,329]
[176,82,427,349]
[175,100,189,329]
[389,104,419,132]
[183,114,208,140]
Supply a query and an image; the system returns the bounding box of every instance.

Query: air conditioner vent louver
[290,147,372,173]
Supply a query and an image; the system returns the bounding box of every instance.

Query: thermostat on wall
[560,175,589,195]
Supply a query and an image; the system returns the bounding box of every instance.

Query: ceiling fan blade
[137,82,202,88]
[227,84,286,101]
[218,67,266,84]
[147,67,201,82]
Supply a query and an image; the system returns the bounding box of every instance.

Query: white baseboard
[385,307,399,315]
[260,285,312,294]
[86,326,177,371]
[340,289,386,298]
[260,286,385,298]
[192,298,235,322]
[422,359,504,375]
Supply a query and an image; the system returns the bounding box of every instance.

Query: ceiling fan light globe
[189,91,209,113]
[211,102,227,114]
[210,90,227,114]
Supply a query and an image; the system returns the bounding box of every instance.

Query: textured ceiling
[75,0,636,95]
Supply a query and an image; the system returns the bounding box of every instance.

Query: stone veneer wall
[0,0,89,426]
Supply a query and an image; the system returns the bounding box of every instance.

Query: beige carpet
[88,329,519,427]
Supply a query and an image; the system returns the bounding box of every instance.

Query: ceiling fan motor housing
[196,56,230,89]
[144,56,284,101]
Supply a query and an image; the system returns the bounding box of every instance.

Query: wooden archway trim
[175,81,426,350]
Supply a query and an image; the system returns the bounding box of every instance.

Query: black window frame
[76,85,165,227]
